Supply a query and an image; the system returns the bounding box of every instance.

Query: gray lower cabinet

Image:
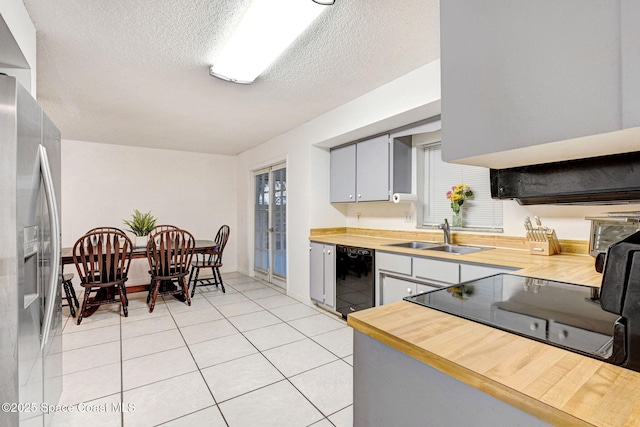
[414,257,460,284]
[353,331,551,427]
[310,242,335,308]
[376,251,412,276]
[440,0,640,168]
[376,251,515,306]
[381,276,439,305]
[376,253,459,305]
[460,264,512,282]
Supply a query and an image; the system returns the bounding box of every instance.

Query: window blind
[422,144,503,228]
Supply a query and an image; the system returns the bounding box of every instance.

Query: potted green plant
[123,209,157,248]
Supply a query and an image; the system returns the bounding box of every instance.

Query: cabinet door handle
[407,288,413,294]
[327,250,331,255]
[358,194,362,199]
[349,194,353,199]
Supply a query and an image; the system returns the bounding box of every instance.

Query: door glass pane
[254,166,287,284]
[254,173,269,272]
[272,168,286,278]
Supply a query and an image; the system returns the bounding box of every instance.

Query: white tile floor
[52,272,354,427]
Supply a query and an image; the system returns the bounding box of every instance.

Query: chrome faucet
[439,219,451,244]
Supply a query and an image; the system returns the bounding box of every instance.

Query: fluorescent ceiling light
[210,0,330,84]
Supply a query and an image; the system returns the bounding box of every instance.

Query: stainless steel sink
[424,244,493,255]
[383,241,440,249]
[383,241,493,255]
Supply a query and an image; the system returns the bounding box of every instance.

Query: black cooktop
[404,274,623,361]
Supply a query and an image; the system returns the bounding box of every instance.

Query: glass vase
[452,210,463,227]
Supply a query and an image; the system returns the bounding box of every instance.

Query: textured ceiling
[23,0,440,155]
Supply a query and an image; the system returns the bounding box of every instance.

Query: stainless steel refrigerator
[0,75,63,427]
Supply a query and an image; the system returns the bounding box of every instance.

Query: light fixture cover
[210,0,329,84]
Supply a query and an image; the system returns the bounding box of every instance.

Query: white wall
[344,199,640,241]
[501,202,640,240]
[236,60,441,303]
[343,124,640,241]
[61,139,238,283]
[0,0,37,93]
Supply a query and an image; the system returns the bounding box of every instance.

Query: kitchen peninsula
[348,301,640,427]
[312,228,640,426]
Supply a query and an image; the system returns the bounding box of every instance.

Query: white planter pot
[135,235,148,249]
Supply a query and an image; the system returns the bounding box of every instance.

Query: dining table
[61,239,218,316]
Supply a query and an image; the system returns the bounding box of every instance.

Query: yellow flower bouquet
[446,184,473,214]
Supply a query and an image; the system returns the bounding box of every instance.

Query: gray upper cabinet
[356,135,390,202]
[330,134,412,203]
[330,144,356,203]
[621,1,640,129]
[440,0,640,169]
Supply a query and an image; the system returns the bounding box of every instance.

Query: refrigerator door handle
[38,144,61,350]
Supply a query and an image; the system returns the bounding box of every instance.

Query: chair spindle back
[147,229,195,278]
[73,230,132,285]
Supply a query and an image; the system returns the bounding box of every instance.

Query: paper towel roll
[392,193,418,203]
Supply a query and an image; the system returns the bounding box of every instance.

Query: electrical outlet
[356,212,361,222]
[404,212,413,223]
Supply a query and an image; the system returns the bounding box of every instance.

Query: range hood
[490,151,640,205]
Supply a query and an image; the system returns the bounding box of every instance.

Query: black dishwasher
[335,245,375,319]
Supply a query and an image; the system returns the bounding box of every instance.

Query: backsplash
[311,227,589,255]
[343,199,640,242]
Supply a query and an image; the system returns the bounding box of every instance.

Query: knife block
[529,241,554,255]
[528,230,561,256]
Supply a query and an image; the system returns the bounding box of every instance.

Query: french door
[254,163,286,288]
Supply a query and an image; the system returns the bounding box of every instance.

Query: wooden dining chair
[146,228,195,312]
[87,226,126,233]
[189,225,230,297]
[72,229,133,324]
[62,272,79,318]
[149,224,179,234]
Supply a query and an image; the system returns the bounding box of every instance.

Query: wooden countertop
[348,301,640,427]
[322,230,636,425]
[309,232,602,287]
[313,231,640,424]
